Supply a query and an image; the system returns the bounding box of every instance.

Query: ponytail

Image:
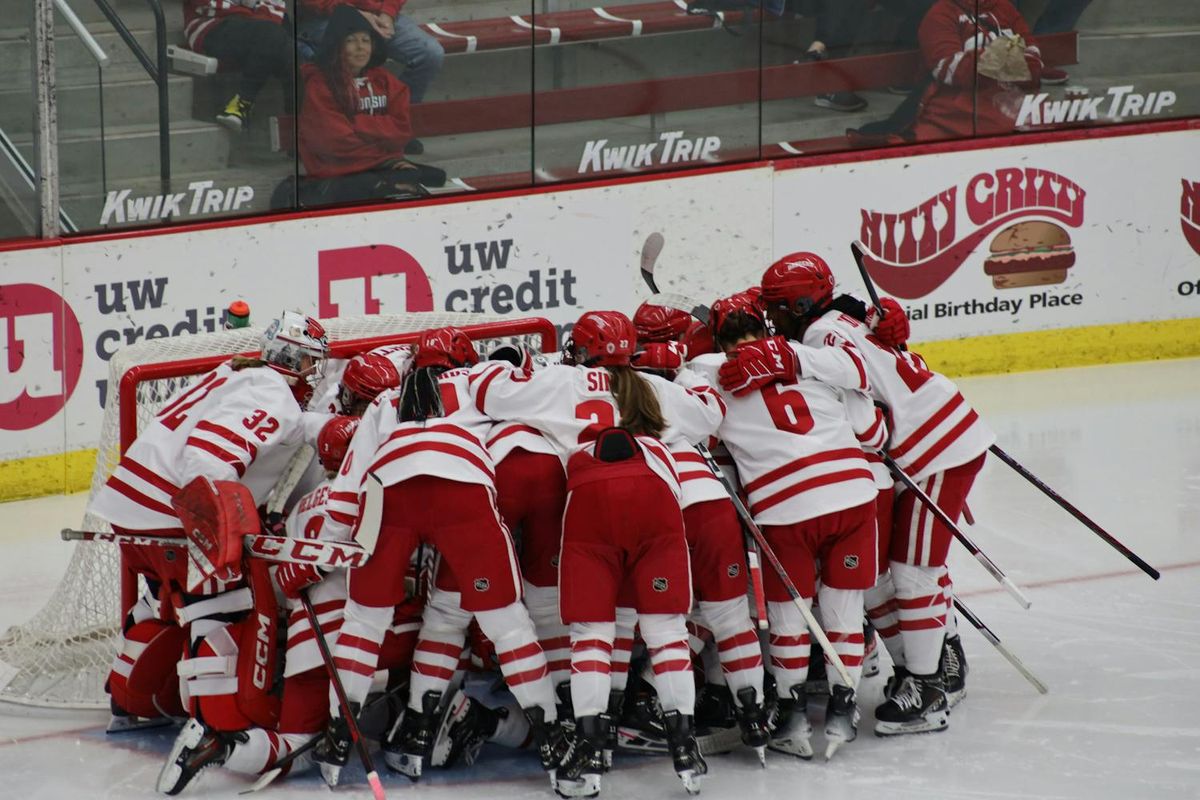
[398,366,445,423]
[608,365,666,438]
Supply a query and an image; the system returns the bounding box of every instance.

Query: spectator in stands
[906,0,1042,140]
[1017,0,1093,83]
[297,0,443,155]
[183,0,294,132]
[801,0,872,112]
[297,5,444,207]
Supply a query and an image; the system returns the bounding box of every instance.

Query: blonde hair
[609,365,665,438]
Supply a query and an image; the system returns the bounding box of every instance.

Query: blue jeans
[298,14,444,103]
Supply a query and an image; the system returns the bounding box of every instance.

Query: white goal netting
[0,312,555,709]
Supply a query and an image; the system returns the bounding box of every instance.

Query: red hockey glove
[631,341,686,374]
[718,336,800,396]
[871,297,910,349]
[275,562,323,599]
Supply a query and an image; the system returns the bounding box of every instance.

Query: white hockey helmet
[261,311,329,385]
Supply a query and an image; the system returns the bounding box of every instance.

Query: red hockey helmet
[709,291,767,346]
[569,310,638,367]
[341,351,403,406]
[414,326,479,369]
[761,252,836,316]
[679,319,715,357]
[317,415,359,474]
[632,301,692,344]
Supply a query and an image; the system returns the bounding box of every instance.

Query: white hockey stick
[63,529,372,571]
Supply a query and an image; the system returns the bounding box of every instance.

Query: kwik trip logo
[1183,179,1200,258]
[858,167,1086,299]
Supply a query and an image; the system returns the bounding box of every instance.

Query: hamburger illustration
[984,221,1075,289]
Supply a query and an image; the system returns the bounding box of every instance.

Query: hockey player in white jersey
[699,291,887,761]
[631,302,769,755]
[470,310,726,797]
[312,327,567,789]
[758,252,995,735]
[88,311,329,745]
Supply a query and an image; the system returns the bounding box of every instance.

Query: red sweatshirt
[183,0,287,51]
[298,63,413,178]
[911,0,1042,140]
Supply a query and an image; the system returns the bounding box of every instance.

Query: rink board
[2,125,1199,499]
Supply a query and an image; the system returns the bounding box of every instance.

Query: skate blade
[767,738,813,760]
[318,761,342,788]
[384,750,424,781]
[555,774,601,799]
[754,746,766,767]
[107,714,173,734]
[678,768,704,795]
[156,719,206,795]
[873,713,949,737]
[947,688,966,708]
[241,768,282,794]
[824,741,843,761]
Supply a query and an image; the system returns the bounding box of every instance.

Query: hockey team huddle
[85,250,994,798]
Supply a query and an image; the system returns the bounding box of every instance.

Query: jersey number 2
[575,399,616,442]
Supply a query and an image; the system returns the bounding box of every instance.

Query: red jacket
[183,0,286,51]
[298,0,406,17]
[298,63,413,178]
[911,0,1041,140]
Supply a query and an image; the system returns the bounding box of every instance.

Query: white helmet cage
[261,310,330,386]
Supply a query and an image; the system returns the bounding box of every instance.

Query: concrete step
[1076,0,1200,33]
[0,73,194,131]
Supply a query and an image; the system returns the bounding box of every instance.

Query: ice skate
[431,688,500,768]
[603,690,624,769]
[822,685,859,760]
[616,688,668,755]
[804,651,829,696]
[313,713,352,787]
[107,704,173,734]
[156,718,245,795]
[767,686,813,760]
[862,620,880,679]
[526,706,574,788]
[694,684,737,755]
[663,711,707,795]
[383,689,442,780]
[555,715,606,799]
[733,687,769,766]
[883,665,910,699]
[940,634,968,707]
[874,674,949,736]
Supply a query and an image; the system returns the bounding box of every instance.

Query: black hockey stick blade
[641,232,665,294]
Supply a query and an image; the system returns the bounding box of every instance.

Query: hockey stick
[243,679,408,793]
[882,455,1032,610]
[695,444,768,630]
[300,589,386,800]
[639,232,712,325]
[987,444,1160,581]
[952,595,1049,695]
[699,447,856,689]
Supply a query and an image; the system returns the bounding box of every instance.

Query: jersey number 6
[762,384,814,434]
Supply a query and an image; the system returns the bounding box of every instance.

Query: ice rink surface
[2,357,1199,800]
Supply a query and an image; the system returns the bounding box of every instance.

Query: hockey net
[0,312,556,709]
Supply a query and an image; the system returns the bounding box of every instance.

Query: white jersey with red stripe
[88,363,312,531]
[486,420,561,464]
[666,367,731,508]
[469,362,724,497]
[690,353,882,526]
[803,305,995,482]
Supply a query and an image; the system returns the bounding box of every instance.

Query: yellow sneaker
[216,94,252,132]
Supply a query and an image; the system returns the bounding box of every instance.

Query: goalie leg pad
[109,619,186,719]
[181,616,281,732]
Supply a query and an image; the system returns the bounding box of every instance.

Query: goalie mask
[261,311,329,401]
[568,310,638,367]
